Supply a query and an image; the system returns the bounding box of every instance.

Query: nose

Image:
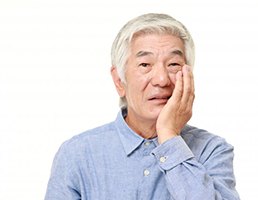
[151,65,171,87]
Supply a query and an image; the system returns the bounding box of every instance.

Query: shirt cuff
[151,136,194,171]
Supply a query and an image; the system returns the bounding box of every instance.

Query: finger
[170,70,183,105]
[190,66,195,96]
[187,67,195,108]
[183,65,195,116]
[181,65,193,106]
[186,88,195,117]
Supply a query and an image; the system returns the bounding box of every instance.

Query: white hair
[111,13,195,107]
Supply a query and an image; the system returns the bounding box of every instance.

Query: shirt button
[143,169,150,176]
[144,141,151,146]
[159,156,167,163]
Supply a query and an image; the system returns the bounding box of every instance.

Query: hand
[156,65,195,144]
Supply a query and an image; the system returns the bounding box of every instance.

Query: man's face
[116,34,186,122]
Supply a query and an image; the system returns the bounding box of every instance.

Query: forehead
[129,33,185,56]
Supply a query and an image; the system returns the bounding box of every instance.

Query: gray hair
[111,13,195,107]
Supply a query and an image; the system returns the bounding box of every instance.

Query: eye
[168,63,182,74]
[139,63,150,67]
[168,63,180,67]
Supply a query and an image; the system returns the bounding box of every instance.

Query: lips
[148,94,171,102]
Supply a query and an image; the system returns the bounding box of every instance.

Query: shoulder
[181,125,234,161]
[56,121,118,158]
[182,124,231,146]
[69,121,116,143]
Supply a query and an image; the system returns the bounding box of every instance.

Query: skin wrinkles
[136,49,184,59]
[111,33,194,142]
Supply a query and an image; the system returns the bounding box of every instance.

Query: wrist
[157,128,179,144]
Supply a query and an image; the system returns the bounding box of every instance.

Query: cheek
[170,74,177,85]
[128,72,150,91]
[130,80,148,99]
[139,76,151,90]
[127,77,149,103]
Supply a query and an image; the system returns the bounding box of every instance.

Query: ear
[110,66,126,98]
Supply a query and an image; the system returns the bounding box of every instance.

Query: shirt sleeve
[44,142,82,200]
[151,136,240,200]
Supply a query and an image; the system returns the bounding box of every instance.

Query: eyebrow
[135,49,184,58]
[136,51,153,57]
[170,49,184,57]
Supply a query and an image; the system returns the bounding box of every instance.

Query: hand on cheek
[156,65,195,144]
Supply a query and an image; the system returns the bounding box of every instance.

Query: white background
[0,0,257,199]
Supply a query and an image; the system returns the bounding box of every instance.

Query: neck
[125,113,157,139]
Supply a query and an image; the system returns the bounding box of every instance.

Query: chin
[146,106,163,120]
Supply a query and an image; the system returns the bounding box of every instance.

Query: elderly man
[45,13,240,199]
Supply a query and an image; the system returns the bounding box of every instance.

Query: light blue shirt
[45,109,240,199]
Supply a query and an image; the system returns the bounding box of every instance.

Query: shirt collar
[114,108,145,156]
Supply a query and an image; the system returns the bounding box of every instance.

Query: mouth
[148,95,171,104]
[149,96,170,100]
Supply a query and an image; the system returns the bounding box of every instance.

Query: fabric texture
[45,109,240,200]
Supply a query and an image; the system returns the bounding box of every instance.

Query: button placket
[142,140,153,156]
[144,141,151,146]
[141,140,156,178]
[143,169,150,176]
